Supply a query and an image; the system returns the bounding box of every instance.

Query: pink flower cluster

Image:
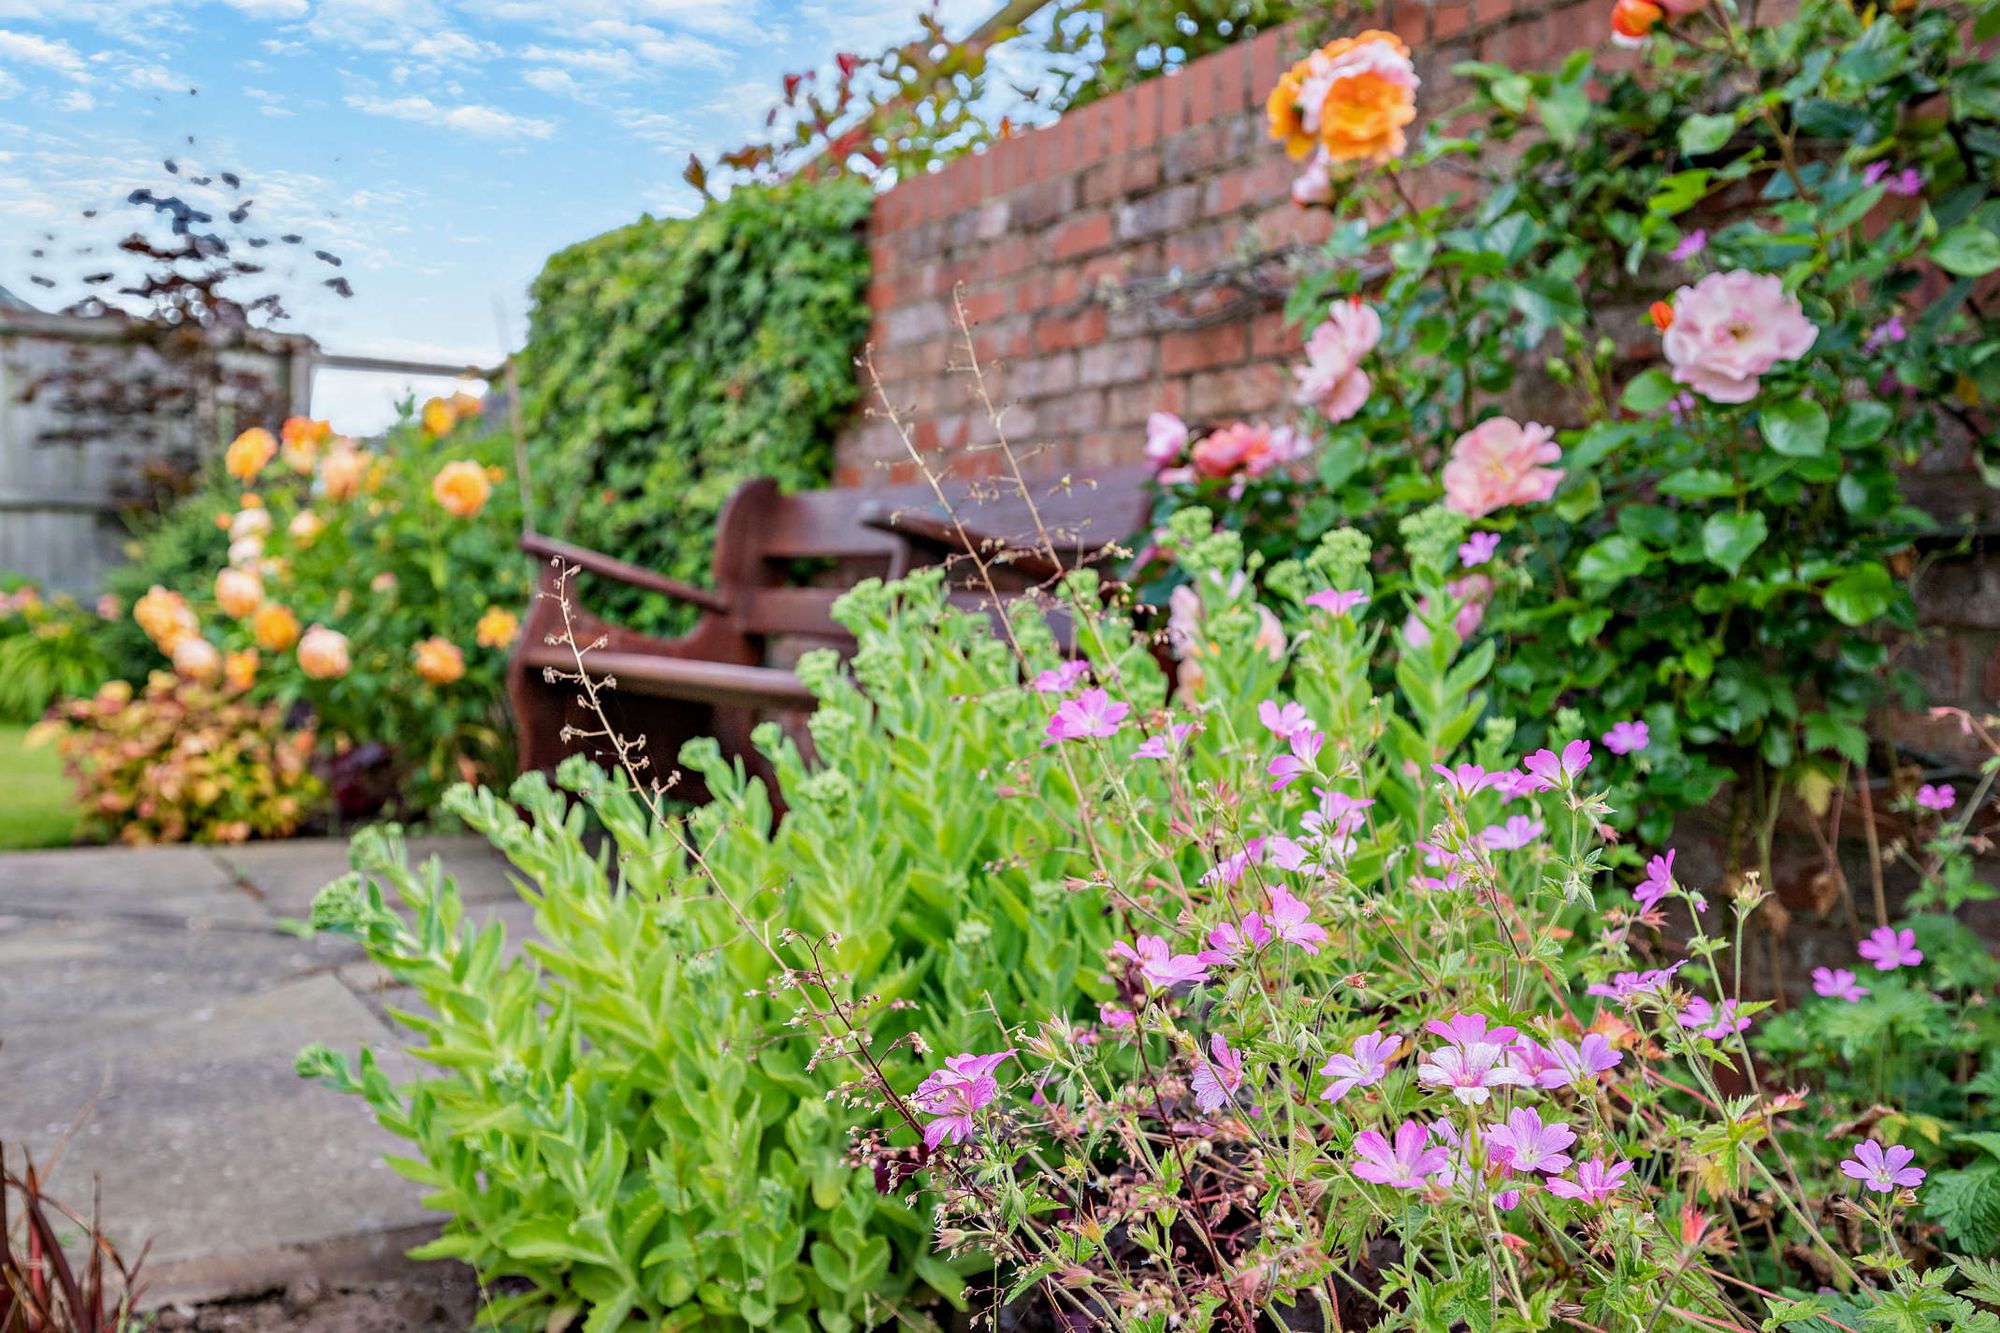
[1294,300,1383,423]
[1145,412,1308,486]
[913,1050,1014,1150]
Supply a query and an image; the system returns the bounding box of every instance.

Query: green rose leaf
[1678,113,1736,156]
[1658,468,1739,500]
[1832,399,1894,448]
[1576,533,1651,585]
[1760,395,1829,457]
[1621,368,1677,413]
[1702,511,1768,574]
[1822,563,1898,627]
[1933,223,2000,277]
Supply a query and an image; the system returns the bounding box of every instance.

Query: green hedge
[519,178,874,633]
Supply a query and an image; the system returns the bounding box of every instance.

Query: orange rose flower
[134,585,199,652]
[1267,32,1419,167]
[448,390,483,420]
[280,417,332,472]
[297,625,351,680]
[215,567,264,618]
[320,446,368,501]
[420,396,458,438]
[252,602,301,653]
[475,606,519,649]
[431,460,491,518]
[289,510,325,544]
[225,427,278,481]
[413,636,465,685]
[1611,0,1664,43]
[224,649,259,692]
[171,636,222,682]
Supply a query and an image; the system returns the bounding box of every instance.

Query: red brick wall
[834,0,1599,486]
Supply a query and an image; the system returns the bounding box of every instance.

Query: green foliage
[0,584,114,723]
[518,178,873,635]
[302,568,1175,1331]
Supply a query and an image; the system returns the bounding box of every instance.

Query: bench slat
[517,647,816,710]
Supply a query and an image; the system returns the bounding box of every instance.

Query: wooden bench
[506,466,1153,799]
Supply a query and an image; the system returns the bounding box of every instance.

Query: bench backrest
[712,467,1155,649]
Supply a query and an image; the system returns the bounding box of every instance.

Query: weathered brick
[884,300,953,349]
[1078,339,1156,387]
[1048,211,1115,261]
[1163,124,1226,183]
[1116,183,1201,242]
[1009,353,1080,400]
[1034,306,1110,353]
[1186,362,1284,419]
[1010,176,1079,232]
[1162,325,1249,376]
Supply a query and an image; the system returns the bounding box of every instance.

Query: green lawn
[0,723,76,850]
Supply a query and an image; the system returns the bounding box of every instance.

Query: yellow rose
[475,606,519,649]
[134,585,198,652]
[252,602,301,652]
[171,636,222,681]
[420,396,457,438]
[319,446,368,501]
[412,635,465,685]
[214,567,263,618]
[224,649,259,692]
[431,460,491,518]
[225,427,278,481]
[297,625,351,680]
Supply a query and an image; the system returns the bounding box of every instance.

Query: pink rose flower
[1661,269,1817,404]
[1441,417,1564,517]
[1294,300,1382,423]
[1190,421,1307,480]
[1144,411,1189,468]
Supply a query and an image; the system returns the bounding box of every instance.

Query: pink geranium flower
[1295,301,1382,424]
[1479,815,1545,850]
[1305,588,1369,617]
[1426,1012,1519,1047]
[1321,1032,1401,1103]
[1418,1040,1532,1105]
[1442,417,1564,518]
[1268,726,1325,790]
[1522,738,1593,791]
[1258,699,1312,738]
[1546,1156,1633,1205]
[1351,1120,1450,1189]
[1670,228,1706,261]
[1633,849,1677,913]
[1857,925,1922,971]
[1602,720,1649,755]
[1458,531,1501,567]
[1134,720,1196,759]
[1840,1138,1925,1193]
[1190,1033,1245,1113]
[1144,411,1189,469]
[1201,837,1266,887]
[1662,269,1817,404]
[1916,783,1955,812]
[1432,762,1500,800]
[1587,960,1687,1001]
[1199,914,1273,966]
[1486,1107,1577,1175]
[1044,687,1128,744]
[1678,996,1751,1039]
[1542,1033,1624,1089]
[1812,967,1868,1002]
[1265,886,1327,953]
[1099,1003,1135,1029]
[1111,935,1211,990]
[913,1049,1014,1150]
[1030,660,1089,693]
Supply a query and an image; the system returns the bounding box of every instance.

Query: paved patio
[0,836,535,1308]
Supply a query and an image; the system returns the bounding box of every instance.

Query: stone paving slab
[0,845,268,926]
[0,833,537,1310]
[3,975,438,1304]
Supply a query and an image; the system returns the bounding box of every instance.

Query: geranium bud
[1649,300,1674,332]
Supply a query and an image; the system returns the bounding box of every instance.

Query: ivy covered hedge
[518,178,874,633]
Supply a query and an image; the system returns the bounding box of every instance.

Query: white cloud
[221,0,310,16]
[0,67,18,98]
[519,43,638,80]
[244,86,294,116]
[345,92,554,139]
[521,66,581,97]
[0,30,90,79]
[59,88,94,111]
[617,109,689,146]
[124,63,196,93]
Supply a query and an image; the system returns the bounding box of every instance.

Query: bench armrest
[520,532,732,615]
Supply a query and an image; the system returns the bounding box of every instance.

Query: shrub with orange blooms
[123,391,528,821]
[35,674,323,845]
[224,427,278,481]
[1267,31,1418,200]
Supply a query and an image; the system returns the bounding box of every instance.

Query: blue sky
[0,0,990,430]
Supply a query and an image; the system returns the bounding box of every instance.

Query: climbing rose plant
[1139,0,2000,859]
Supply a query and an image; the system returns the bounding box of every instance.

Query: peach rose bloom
[475,606,519,649]
[280,417,332,473]
[448,390,483,419]
[432,460,492,518]
[319,446,368,501]
[1295,300,1383,423]
[413,636,466,685]
[297,625,351,680]
[1442,417,1565,518]
[289,511,325,544]
[224,649,259,692]
[1191,422,1307,480]
[230,506,273,541]
[252,603,301,653]
[1269,32,1419,166]
[421,396,458,438]
[224,427,277,481]
[215,567,264,619]
[1662,269,1817,404]
[135,585,198,651]
[172,636,222,682]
